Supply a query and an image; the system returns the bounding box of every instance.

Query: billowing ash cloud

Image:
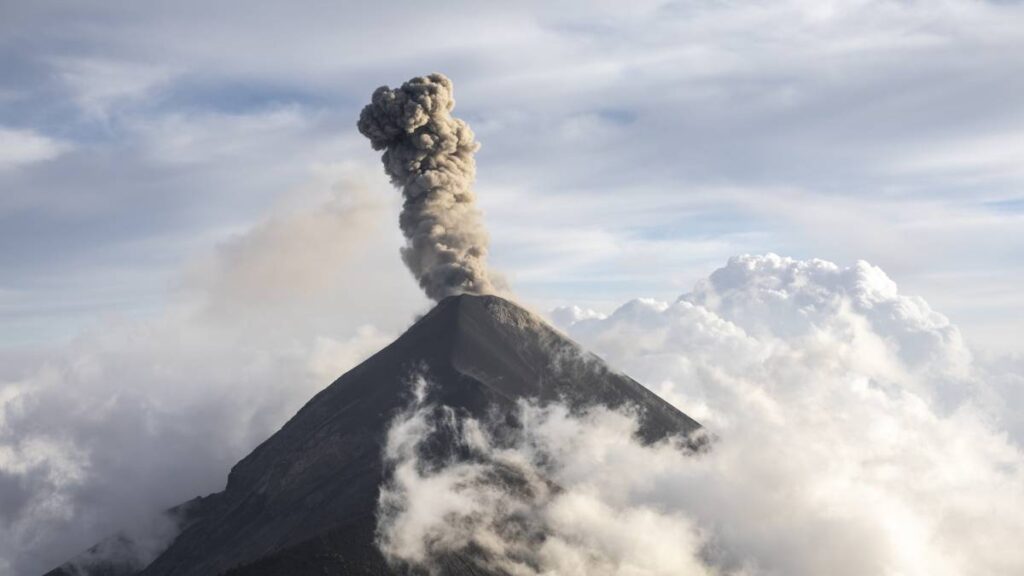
[358,73,498,301]
[378,254,1024,576]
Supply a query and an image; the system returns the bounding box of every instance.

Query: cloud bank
[378,382,712,576]
[3,0,1024,353]
[378,254,1024,576]
[0,165,424,576]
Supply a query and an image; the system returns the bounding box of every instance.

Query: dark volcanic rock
[45,294,701,576]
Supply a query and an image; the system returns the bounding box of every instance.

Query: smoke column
[358,73,497,301]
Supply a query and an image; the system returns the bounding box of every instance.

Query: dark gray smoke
[358,73,497,301]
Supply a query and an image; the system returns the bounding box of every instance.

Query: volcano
[46,294,701,576]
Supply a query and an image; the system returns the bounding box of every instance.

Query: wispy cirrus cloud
[2,0,1024,351]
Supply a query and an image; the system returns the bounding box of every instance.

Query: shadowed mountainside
[46,294,701,576]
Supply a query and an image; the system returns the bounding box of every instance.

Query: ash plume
[358,73,497,301]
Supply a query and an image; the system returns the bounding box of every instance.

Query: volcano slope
[45,294,702,576]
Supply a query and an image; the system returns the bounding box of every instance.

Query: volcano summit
[45,74,702,576]
[46,294,701,575]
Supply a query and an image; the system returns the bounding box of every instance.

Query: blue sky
[2,0,1023,353]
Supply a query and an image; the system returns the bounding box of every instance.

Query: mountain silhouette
[46,294,701,575]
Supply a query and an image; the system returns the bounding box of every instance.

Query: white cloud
[50,57,175,119]
[378,389,714,576]
[891,129,1024,183]
[378,254,1024,576]
[131,106,314,166]
[548,304,605,329]
[4,0,1024,354]
[0,166,426,576]
[0,128,68,171]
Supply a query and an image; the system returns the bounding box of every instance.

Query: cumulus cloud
[377,379,712,576]
[549,304,605,329]
[0,166,424,576]
[378,254,1024,576]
